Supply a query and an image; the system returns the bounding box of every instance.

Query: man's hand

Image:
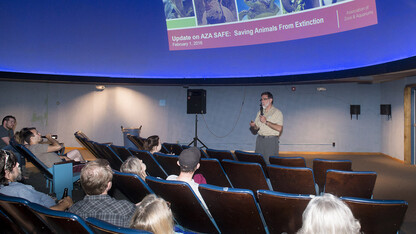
[59,196,74,208]
[250,121,259,135]
[259,115,267,123]
[50,196,74,211]
[46,133,63,152]
[59,156,71,161]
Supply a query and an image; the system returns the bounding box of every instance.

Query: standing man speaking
[249,92,283,163]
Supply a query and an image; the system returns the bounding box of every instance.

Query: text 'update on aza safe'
[167,0,377,50]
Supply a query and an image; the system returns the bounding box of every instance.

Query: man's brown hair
[80,159,113,195]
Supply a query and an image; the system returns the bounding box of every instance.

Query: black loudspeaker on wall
[380,104,391,119]
[187,89,206,114]
[380,104,391,115]
[350,105,360,120]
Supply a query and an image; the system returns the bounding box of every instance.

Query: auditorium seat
[267,164,317,195]
[86,217,151,234]
[199,147,209,158]
[74,131,100,158]
[128,149,168,179]
[152,152,180,176]
[0,209,22,233]
[313,158,352,193]
[29,202,93,234]
[179,145,208,158]
[145,176,220,233]
[109,145,133,162]
[12,142,79,198]
[221,159,270,193]
[161,143,183,155]
[324,169,377,199]
[90,142,123,169]
[269,155,306,167]
[112,170,154,204]
[0,194,53,233]
[197,158,233,187]
[126,134,146,150]
[206,148,235,161]
[234,150,268,177]
[199,184,268,233]
[257,190,312,234]
[342,197,408,234]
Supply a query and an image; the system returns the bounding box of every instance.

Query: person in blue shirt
[0,149,73,211]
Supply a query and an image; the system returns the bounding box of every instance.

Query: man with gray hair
[249,91,284,163]
[69,159,136,227]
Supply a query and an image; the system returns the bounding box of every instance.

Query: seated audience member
[0,150,73,211]
[0,116,16,149]
[120,156,147,180]
[21,127,85,168]
[143,135,162,153]
[69,159,136,227]
[130,194,177,234]
[166,147,207,209]
[297,193,361,234]
[1,115,25,169]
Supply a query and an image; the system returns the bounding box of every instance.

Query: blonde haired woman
[130,194,175,234]
[120,156,147,180]
[297,193,361,234]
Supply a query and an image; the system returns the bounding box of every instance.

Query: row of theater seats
[128,140,373,196]
[74,131,408,233]
[76,131,377,199]
[0,194,150,234]
[110,170,408,234]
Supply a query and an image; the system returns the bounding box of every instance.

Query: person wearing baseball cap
[166,147,207,209]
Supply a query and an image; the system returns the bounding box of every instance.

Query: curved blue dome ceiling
[0,0,415,84]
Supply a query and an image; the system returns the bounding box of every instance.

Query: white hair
[297,193,361,234]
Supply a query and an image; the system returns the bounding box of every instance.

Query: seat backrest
[12,142,76,198]
[0,194,53,233]
[112,170,154,204]
[74,131,94,153]
[324,170,377,199]
[234,150,268,177]
[267,165,317,195]
[74,131,91,141]
[29,202,93,234]
[92,142,123,169]
[197,158,233,187]
[221,159,270,193]
[342,197,408,234]
[152,152,180,176]
[109,145,133,162]
[86,217,151,234]
[313,158,352,192]
[269,155,306,167]
[145,176,219,233]
[128,149,167,179]
[161,143,183,155]
[0,209,23,233]
[81,139,102,158]
[126,134,145,151]
[257,190,312,234]
[12,143,53,180]
[198,147,209,158]
[74,132,102,159]
[199,184,267,233]
[206,148,235,161]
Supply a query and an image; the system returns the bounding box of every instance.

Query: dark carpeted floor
[25,153,416,233]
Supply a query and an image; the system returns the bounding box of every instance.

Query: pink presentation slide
[167,0,377,50]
